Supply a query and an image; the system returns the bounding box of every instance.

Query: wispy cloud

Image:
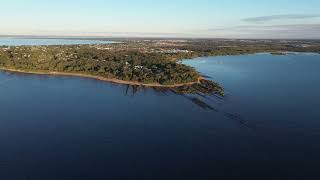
[208,24,320,31]
[243,14,320,23]
[203,24,320,39]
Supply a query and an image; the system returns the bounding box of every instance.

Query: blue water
[0,37,114,46]
[0,53,320,179]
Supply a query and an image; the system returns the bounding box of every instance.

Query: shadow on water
[122,84,257,131]
[183,96,217,111]
[0,71,256,131]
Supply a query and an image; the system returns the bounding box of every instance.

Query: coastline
[0,67,203,88]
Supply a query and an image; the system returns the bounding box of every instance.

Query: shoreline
[0,67,203,88]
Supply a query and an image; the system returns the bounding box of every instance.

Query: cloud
[243,14,320,23]
[203,24,320,39]
[208,24,320,31]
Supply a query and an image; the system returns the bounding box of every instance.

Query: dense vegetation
[1,39,319,95]
[0,45,199,85]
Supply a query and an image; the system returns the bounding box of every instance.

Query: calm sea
[0,39,320,179]
[0,37,113,46]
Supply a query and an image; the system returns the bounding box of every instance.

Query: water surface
[0,37,114,46]
[0,53,320,179]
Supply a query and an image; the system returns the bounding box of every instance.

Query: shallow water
[0,53,320,179]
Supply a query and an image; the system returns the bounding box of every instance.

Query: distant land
[2,35,320,41]
[1,38,320,95]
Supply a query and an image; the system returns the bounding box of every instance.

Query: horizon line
[1,34,320,41]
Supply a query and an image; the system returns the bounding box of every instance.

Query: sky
[1,0,320,39]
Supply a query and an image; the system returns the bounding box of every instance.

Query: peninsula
[1,39,319,95]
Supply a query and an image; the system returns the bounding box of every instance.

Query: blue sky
[1,0,320,38]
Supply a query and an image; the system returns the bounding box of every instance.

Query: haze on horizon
[1,0,320,39]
